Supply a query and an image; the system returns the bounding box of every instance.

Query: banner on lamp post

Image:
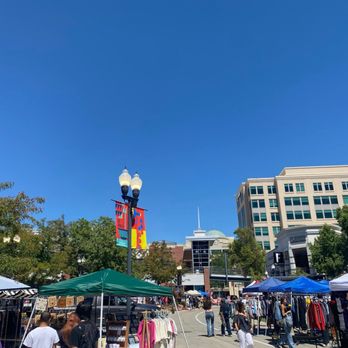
[115,202,147,250]
[131,207,147,250]
[115,201,129,248]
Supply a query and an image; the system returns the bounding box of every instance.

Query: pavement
[171,307,324,348]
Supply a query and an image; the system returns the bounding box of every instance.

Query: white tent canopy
[0,275,30,291]
[185,290,201,296]
[330,273,348,291]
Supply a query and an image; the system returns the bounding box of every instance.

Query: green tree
[0,182,44,236]
[336,206,348,267]
[229,228,265,279]
[0,182,47,285]
[68,217,127,276]
[142,242,177,284]
[309,224,345,277]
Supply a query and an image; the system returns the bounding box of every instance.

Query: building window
[343,195,348,205]
[273,226,281,235]
[316,209,337,219]
[324,210,333,218]
[324,182,334,191]
[313,182,323,192]
[257,241,263,248]
[263,241,271,250]
[269,199,278,208]
[342,182,348,190]
[287,211,294,220]
[294,210,303,219]
[284,197,309,206]
[303,210,311,219]
[316,210,324,219]
[254,227,268,236]
[253,213,267,222]
[287,210,311,220]
[296,183,305,192]
[249,186,263,195]
[252,199,266,208]
[313,195,338,205]
[268,185,276,194]
[284,183,294,193]
[271,212,280,221]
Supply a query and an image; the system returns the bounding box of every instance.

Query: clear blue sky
[1,1,348,243]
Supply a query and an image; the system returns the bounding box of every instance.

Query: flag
[115,201,129,248]
[131,207,147,249]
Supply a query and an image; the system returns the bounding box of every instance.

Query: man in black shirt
[219,298,232,336]
[70,302,99,348]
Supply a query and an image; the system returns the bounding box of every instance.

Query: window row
[284,196,309,206]
[313,195,338,205]
[254,227,269,236]
[313,182,334,192]
[257,241,271,251]
[316,209,337,219]
[253,212,280,222]
[250,185,277,195]
[251,199,278,208]
[255,226,281,236]
[284,183,305,193]
[286,210,311,220]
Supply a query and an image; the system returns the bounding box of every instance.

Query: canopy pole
[19,297,37,348]
[99,292,104,348]
[173,296,190,348]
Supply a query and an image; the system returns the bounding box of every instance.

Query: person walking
[70,302,99,348]
[23,312,60,348]
[233,302,254,348]
[219,298,232,336]
[203,296,214,337]
[59,312,80,348]
[280,297,296,348]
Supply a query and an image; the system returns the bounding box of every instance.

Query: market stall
[329,273,348,347]
[269,276,331,346]
[22,269,189,348]
[0,276,35,348]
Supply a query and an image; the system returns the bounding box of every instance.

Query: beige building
[236,165,348,250]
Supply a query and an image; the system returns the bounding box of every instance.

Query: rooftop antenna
[197,207,201,230]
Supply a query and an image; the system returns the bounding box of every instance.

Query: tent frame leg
[173,296,190,348]
[19,297,37,348]
[99,292,104,348]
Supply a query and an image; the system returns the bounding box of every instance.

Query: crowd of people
[201,295,297,348]
[23,302,99,348]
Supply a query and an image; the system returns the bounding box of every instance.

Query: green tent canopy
[39,269,172,297]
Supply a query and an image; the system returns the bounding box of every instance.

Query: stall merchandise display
[137,313,177,348]
[107,320,130,348]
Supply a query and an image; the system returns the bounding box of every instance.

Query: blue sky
[1,1,348,243]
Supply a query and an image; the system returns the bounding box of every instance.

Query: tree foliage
[229,228,265,279]
[309,224,345,278]
[140,242,177,284]
[0,182,127,286]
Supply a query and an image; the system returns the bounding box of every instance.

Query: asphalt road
[171,307,319,348]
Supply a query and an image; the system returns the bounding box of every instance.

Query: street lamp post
[118,168,143,317]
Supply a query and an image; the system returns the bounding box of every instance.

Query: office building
[236,165,348,250]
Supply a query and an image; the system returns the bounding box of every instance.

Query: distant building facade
[236,165,348,250]
[265,224,341,276]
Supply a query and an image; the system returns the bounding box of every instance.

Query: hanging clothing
[308,302,326,331]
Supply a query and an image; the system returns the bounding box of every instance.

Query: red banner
[115,201,128,239]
